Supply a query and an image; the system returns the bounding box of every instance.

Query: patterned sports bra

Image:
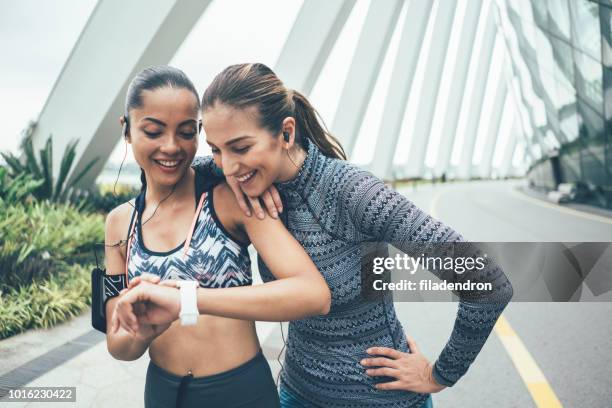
[124,170,252,288]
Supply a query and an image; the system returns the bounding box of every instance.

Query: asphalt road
[393,180,612,408]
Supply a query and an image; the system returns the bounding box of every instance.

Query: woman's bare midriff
[148,314,261,377]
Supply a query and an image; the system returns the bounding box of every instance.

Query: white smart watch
[177,280,199,326]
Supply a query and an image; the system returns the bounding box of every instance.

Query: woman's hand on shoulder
[225,177,283,220]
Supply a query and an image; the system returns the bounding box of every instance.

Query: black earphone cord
[276,135,312,387]
[101,137,177,250]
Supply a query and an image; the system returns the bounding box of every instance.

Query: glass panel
[574,49,604,115]
[536,29,558,107]
[512,0,612,209]
[569,0,601,61]
[544,129,561,151]
[559,151,582,183]
[607,119,612,210]
[509,0,536,24]
[604,66,612,121]
[601,4,612,68]
[556,83,579,142]
[604,8,612,122]
[547,0,571,40]
[595,0,612,8]
[550,37,574,84]
[522,19,539,54]
[577,98,605,141]
[535,27,555,76]
[581,143,608,188]
[531,142,543,160]
[531,0,549,30]
[508,5,538,55]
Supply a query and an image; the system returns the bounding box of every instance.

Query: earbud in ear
[283,131,290,143]
[122,114,130,138]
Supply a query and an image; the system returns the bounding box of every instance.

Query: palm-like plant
[0,167,44,206]
[1,123,99,203]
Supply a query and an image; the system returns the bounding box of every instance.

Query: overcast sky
[0,0,516,173]
[0,0,303,162]
[0,0,408,167]
[0,0,97,154]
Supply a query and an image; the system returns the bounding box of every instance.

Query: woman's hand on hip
[361,335,446,394]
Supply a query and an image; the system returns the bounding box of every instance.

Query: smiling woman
[102,65,331,408]
[121,70,201,192]
[201,63,346,201]
[204,104,301,197]
[188,62,512,408]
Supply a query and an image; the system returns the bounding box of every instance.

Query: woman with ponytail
[104,65,331,408]
[120,63,513,407]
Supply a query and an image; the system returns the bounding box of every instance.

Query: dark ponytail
[202,63,346,160]
[124,65,200,192]
[290,89,346,160]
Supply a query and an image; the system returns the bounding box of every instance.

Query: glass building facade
[506,0,612,209]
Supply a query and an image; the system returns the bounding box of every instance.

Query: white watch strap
[178,280,198,326]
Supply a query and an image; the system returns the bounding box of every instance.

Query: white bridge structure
[31,0,534,188]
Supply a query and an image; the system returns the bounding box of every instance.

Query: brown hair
[202,63,346,160]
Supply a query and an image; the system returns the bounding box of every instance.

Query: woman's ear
[281,117,296,149]
[120,115,130,141]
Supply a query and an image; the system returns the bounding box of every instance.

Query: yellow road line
[511,187,612,225]
[427,185,563,407]
[495,316,563,408]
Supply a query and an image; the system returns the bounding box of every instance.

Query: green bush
[0,187,104,339]
[0,264,91,339]
[0,201,104,288]
[0,125,111,339]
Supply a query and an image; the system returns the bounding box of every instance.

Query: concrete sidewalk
[0,310,286,407]
[0,245,286,407]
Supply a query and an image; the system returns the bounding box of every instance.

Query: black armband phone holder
[91,266,127,333]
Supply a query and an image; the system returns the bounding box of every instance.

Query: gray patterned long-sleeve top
[193,138,513,407]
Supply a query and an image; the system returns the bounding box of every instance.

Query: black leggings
[144,350,280,408]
